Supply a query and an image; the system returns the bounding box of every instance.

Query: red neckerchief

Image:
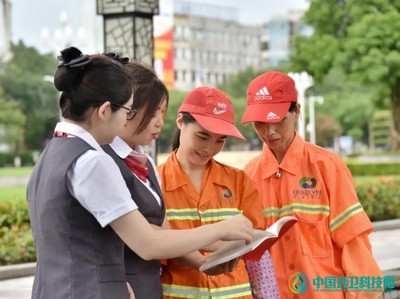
[124,152,149,182]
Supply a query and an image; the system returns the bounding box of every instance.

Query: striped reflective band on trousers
[162,282,252,298]
[166,208,242,222]
[263,202,365,232]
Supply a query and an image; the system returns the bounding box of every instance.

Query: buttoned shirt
[54,122,137,227]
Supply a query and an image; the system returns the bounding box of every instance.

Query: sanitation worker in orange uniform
[241,71,383,299]
[159,87,280,299]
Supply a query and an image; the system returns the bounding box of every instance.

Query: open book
[199,216,297,272]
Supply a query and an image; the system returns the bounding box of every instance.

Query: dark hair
[171,112,196,150]
[125,61,169,133]
[289,102,298,113]
[54,47,132,121]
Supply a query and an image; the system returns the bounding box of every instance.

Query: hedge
[347,162,400,176]
[0,200,35,265]
[356,178,400,221]
[1,178,400,265]
[0,152,35,167]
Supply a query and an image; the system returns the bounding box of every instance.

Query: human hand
[201,240,225,253]
[203,257,240,275]
[126,282,135,299]
[219,214,254,244]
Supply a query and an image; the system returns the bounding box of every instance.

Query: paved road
[0,276,33,299]
[1,227,399,299]
[0,176,30,188]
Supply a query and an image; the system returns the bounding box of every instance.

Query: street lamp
[96,0,160,162]
[288,71,313,139]
[307,96,324,144]
[96,0,159,66]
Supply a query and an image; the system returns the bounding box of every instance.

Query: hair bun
[54,46,92,92]
[58,46,91,69]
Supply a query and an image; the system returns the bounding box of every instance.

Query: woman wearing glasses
[27,47,254,299]
[103,60,169,299]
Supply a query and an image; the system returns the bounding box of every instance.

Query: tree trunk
[390,81,400,151]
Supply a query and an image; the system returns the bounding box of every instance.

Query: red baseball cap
[178,87,245,141]
[241,71,297,124]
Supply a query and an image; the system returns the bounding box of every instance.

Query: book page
[242,216,297,260]
[199,216,297,271]
[266,215,297,235]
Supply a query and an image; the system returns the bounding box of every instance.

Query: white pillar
[308,96,324,144]
[288,72,313,139]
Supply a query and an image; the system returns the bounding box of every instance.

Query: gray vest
[28,138,129,299]
[103,145,165,299]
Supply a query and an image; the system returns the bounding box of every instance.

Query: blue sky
[11,0,309,52]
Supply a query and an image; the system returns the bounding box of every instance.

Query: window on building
[183,48,191,60]
[192,71,196,82]
[202,51,208,62]
[176,48,182,60]
[183,27,191,40]
[217,52,223,63]
[261,41,269,51]
[184,70,191,82]
[175,26,182,39]
[176,70,181,81]
[197,29,203,41]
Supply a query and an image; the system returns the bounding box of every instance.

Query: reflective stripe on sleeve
[166,208,242,222]
[329,202,364,232]
[166,208,200,220]
[199,208,242,222]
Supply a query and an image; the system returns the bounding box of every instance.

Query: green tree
[158,89,187,152]
[311,69,375,145]
[291,0,400,149]
[315,112,342,148]
[0,41,59,149]
[0,87,26,155]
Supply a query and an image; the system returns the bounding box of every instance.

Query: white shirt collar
[54,122,103,152]
[109,136,146,159]
[109,136,132,159]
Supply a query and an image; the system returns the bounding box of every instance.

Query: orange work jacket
[158,151,265,299]
[244,133,383,299]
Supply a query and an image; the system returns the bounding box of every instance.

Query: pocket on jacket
[97,264,126,282]
[297,218,333,257]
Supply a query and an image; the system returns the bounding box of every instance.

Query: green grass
[0,186,27,202]
[0,167,33,177]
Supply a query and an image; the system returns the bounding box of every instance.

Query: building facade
[264,9,306,67]
[172,1,263,91]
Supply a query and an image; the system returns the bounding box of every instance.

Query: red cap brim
[191,114,245,141]
[241,102,291,124]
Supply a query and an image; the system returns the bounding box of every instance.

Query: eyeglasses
[111,103,137,120]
